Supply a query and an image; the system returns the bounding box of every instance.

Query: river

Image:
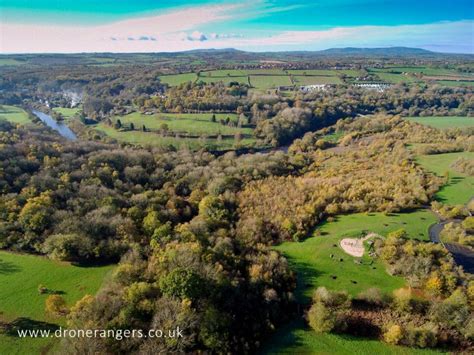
[32,110,77,140]
[429,221,474,273]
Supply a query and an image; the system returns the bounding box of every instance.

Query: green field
[416,152,474,205]
[406,116,474,129]
[0,251,113,354]
[268,210,437,354]
[287,69,360,77]
[250,75,292,89]
[198,76,249,85]
[275,211,435,302]
[95,111,256,149]
[0,58,24,66]
[95,123,256,150]
[161,69,356,90]
[159,72,197,86]
[293,75,342,85]
[370,66,469,77]
[264,319,442,355]
[0,105,31,125]
[110,112,251,136]
[375,72,417,83]
[52,107,81,121]
[200,69,249,77]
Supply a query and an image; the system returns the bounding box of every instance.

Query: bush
[403,324,438,348]
[384,324,403,345]
[430,289,470,330]
[357,287,390,307]
[308,302,337,333]
[45,295,68,316]
[462,317,474,340]
[392,288,413,313]
[307,287,350,333]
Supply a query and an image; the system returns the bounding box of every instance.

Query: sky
[0,0,473,53]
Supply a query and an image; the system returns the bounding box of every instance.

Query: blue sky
[1,0,473,53]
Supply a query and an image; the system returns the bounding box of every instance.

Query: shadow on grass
[284,256,324,305]
[259,318,308,355]
[1,317,60,337]
[434,176,465,203]
[70,259,116,268]
[0,259,21,275]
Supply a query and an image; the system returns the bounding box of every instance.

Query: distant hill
[316,47,434,56]
[2,46,471,68]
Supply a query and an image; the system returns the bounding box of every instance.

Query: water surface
[32,110,77,140]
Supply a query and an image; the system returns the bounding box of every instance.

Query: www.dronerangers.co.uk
[17,326,184,341]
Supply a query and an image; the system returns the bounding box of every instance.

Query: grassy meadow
[263,319,443,355]
[268,209,438,354]
[110,112,251,135]
[275,210,435,302]
[52,107,81,121]
[161,68,351,90]
[0,251,113,354]
[159,67,472,89]
[159,72,197,86]
[406,116,474,130]
[94,112,256,150]
[293,75,342,85]
[416,151,474,205]
[249,75,292,89]
[0,105,30,125]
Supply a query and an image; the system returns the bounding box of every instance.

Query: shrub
[308,302,336,333]
[308,287,350,333]
[462,317,474,340]
[392,288,413,313]
[384,324,403,345]
[430,289,470,330]
[45,295,68,316]
[357,287,390,307]
[403,324,438,348]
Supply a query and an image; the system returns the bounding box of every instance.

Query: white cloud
[186,31,208,42]
[0,3,241,53]
[209,21,474,54]
[0,2,472,55]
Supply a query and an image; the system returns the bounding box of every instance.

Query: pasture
[161,68,354,90]
[416,151,474,205]
[268,210,438,354]
[274,210,434,302]
[95,122,256,150]
[264,319,442,355]
[0,105,30,125]
[368,66,473,85]
[96,112,257,149]
[0,251,113,354]
[249,75,292,89]
[52,107,81,121]
[293,75,342,85]
[288,69,361,77]
[110,112,250,136]
[159,72,197,86]
[406,116,474,130]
